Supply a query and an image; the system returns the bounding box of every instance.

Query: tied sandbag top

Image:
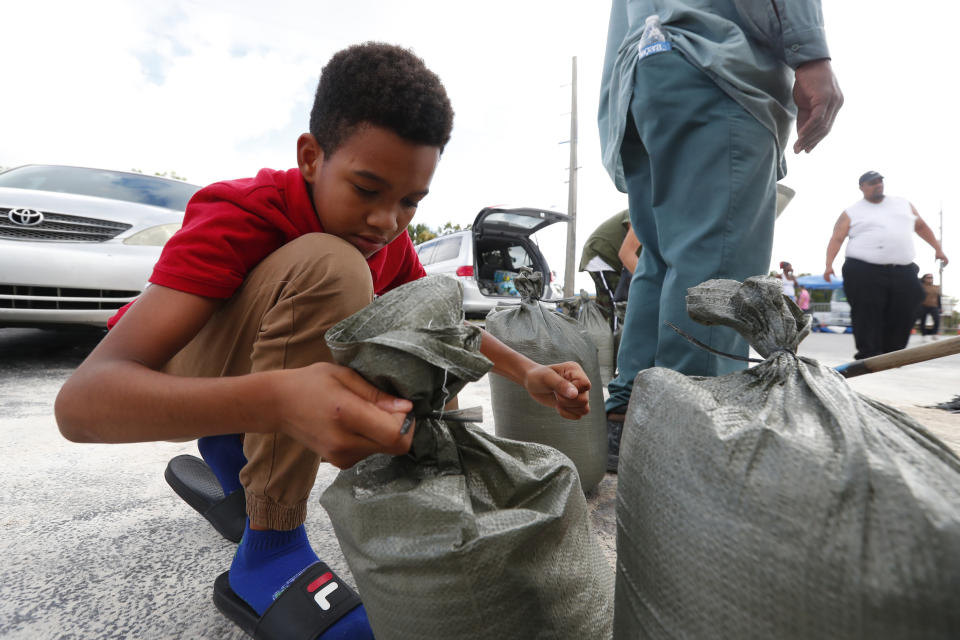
[325,276,492,415]
[615,275,960,638]
[686,276,811,358]
[514,268,543,302]
[320,274,616,639]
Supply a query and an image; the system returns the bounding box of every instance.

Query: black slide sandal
[213,562,363,639]
[164,454,246,543]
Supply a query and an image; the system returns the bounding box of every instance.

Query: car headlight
[123,223,182,246]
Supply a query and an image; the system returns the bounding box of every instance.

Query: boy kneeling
[56,42,590,639]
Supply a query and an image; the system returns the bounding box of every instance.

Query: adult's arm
[911,203,949,266]
[55,284,413,469]
[792,59,843,153]
[733,0,843,153]
[823,211,850,281]
[617,226,642,274]
[734,0,830,65]
[478,329,590,420]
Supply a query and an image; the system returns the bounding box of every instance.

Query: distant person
[796,285,811,314]
[779,261,798,301]
[55,43,591,638]
[598,0,842,469]
[917,273,942,340]
[579,209,641,320]
[824,171,948,359]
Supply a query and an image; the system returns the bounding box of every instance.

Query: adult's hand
[793,59,843,154]
[522,362,591,420]
[273,362,414,469]
[936,250,949,267]
[823,267,835,283]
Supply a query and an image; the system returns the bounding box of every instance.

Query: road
[1,327,958,639]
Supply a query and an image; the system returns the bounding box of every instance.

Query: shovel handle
[835,336,960,378]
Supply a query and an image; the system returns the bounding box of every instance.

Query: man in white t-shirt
[824,171,948,359]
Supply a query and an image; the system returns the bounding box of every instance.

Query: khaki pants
[164,233,374,530]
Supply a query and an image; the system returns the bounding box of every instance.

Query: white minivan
[414,206,569,318]
[812,287,851,328]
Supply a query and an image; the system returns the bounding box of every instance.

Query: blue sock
[197,434,246,495]
[229,523,374,638]
[230,523,320,614]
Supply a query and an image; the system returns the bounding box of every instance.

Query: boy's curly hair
[310,42,454,155]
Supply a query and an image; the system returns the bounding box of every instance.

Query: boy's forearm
[478,328,538,385]
[56,361,281,444]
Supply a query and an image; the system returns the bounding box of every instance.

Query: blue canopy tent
[796,274,843,290]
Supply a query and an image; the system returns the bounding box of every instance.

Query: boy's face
[298,126,440,258]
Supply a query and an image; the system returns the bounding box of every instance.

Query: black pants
[588,270,620,320]
[589,268,631,329]
[917,306,941,335]
[842,258,924,359]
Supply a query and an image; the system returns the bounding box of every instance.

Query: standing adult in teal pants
[616,50,778,383]
[598,0,843,470]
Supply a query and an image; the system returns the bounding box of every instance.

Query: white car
[812,287,852,329]
[0,164,201,328]
[415,206,569,318]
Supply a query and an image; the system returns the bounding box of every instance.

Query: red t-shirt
[107,167,425,328]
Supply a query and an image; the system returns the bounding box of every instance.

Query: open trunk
[472,207,569,300]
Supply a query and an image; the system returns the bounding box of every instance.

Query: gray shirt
[598,0,830,190]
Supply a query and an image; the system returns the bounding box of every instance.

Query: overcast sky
[3,0,957,296]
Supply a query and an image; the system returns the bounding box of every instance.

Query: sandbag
[485,270,608,492]
[576,290,616,385]
[321,275,614,640]
[614,276,960,639]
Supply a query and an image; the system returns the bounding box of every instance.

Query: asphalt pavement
[0,327,958,639]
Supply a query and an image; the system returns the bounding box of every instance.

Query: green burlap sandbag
[485,271,607,492]
[614,277,960,639]
[321,275,614,640]
[576,290,615,385]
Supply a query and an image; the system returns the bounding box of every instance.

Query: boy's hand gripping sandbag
[576,289,616,385]
[614,276,960,639]
[485,270,608,491]
[321,275,614,640]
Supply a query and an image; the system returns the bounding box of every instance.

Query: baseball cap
[859,170,883,185]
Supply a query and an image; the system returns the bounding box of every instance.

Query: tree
[407,223,436,245]
[406,221,471,245]
[436,221,468,236]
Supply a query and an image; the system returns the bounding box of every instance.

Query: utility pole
[563,56,578,298]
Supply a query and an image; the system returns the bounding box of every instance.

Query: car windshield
[0,165,200,210]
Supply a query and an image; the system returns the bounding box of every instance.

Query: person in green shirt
[579,209,641,322]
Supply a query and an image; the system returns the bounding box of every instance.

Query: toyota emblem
[7,208,44,226]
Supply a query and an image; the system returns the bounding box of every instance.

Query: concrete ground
[0,331,958,639]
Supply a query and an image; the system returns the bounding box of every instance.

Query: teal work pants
[606,50,777,413]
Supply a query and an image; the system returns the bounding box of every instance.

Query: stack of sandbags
[576,290,616,385]
[321,275,614,640]
[485,270,608,492]
[615,276,960,639]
